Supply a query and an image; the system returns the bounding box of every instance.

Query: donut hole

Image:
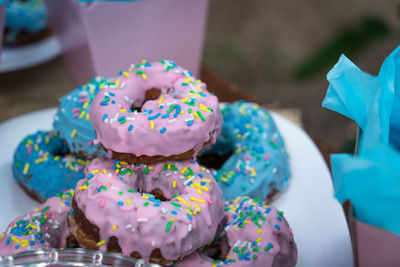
[197,150,233,170]
[130,88,162,112]
[202,216,231,261]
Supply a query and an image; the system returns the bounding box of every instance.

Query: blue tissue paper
[323,46,400,235]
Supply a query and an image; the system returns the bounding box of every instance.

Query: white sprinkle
[183,176,195,185]
[57,207,62,214]
[168,119,176,123]
[45,233,51,238]
[241,241,247,248]
[126,117,136,121]
[233,240,241,248]
[111,186,121,191]
[167,100,177,106]
[273,168,277,174]
[137,218,148,222]
[250,179,255,184]
[151,241,156,247]
[184,118,194,122]
[165,172,172,177]
[161,208,169,214]
[188,224,192,232]
[126,224,132,229]
[131,228,135,232]
[121,82,127,89]
[124,96,133,104]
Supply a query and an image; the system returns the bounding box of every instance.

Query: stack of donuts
[2,60,297,266]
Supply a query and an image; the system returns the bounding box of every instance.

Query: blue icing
[203,101,291,200]
[53,77,107,158]
[12,130,89,201]
[4,0,48,43]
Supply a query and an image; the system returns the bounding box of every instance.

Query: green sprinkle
[166,220,174,232]
[277,211,284,215]
[197,111,206,121]
[253,255,258,259]
[167,104,176,114]
[144,202,149,207]
[252,247,260,252]
[85,181,91,185]
[15,162,22,167]
[42,206,50,212]
[144,166,148,175]
[128,189,135,193]
[101,185,107,191]
[171,193,179,199]
[119,191,123,196]
[241,185,247,191]
[120,169,128,175]
[269,140,278,149]
[136,70,144,74]
[171,202,181,208]
[264,246,270,251]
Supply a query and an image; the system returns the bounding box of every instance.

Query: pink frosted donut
[69,158,224,265]
[176,196,297,267]
[90,60,223,164]
[0,190,76,255]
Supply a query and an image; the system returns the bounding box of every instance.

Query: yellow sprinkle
[193,111,199,118]
[201,179,210,183]
[244,220,250,224]
[171,217,175,222]
[83,101,89,109]
[158,97,164,104]
[256,238,262,243]
[150,121,154,130]
[149,166,154,170]
[172,181,177,188]
[141,59,146,64]
[79,186,87,191]
[97,240,106,246]
[234,227,237,232]
[79,111,85,119]
[181,167,188,174]
[142,74,148,80]
[196,188,202,195]
[195,203,202,212]
[199,104,211,112]
[177,197,191,207]
[143,195,149,200]
[86,114,90,121]
[91,170,99,174]
[190,197,206,203]
[45,136,50,144]
[34,144,39,151]
[181,97,189,103]
[200,186,209,192]
[67,162,74,170]
[23,163,29,175]
[113,225,117,231]
[186,208,193,215]
[189,92,201,98]
[116,80,120,86]
[21,240,28,248]
[123,72,130,77]
[195,86,203,92]
[0,234,4,239]
[34,157,47,164]
[221,178,228,183]
[120,109,127,113]
[257,228,262,234]
[126,199,131,205]
[11,236,19,243]
[71,129,77,138]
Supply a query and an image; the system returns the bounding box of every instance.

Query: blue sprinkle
[100,102,108,106]
[160,127,166,133]
[6,237,11,245]
[102,114,108,121]
[118,201,124,206]
[15,245,20,249]
[171,210,177,215]
[187,120,193,126]
[118,116,126,122]
[187,213,192,220]
[148,113,161,120]
[69,210,74,215]
[265,207,271,214]
[30,241,35,246]
[154,203,160,207]
[111,100,116,104]
[109,92,115,96]
[162,114,169,119]
[277,216,282,221]
[87,173,94,179]
[274,224,280,230]
[40,240,45,244]
[200,181,206,186]
[268,242,274,248]
[148,110,153,114]
[128,125,134,131]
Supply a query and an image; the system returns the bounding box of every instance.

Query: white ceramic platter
[0,108,353,267]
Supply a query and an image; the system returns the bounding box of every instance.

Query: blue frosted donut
[53,77,107,159]
[4,0,48,44]
[199,101,290,200]
[12,130,89,202]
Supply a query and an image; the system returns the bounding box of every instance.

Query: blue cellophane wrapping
[323,46,400,235]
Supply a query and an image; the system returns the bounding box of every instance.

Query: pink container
[46,0,209,84]
[355,220,400,267]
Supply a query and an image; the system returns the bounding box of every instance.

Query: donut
[198,101,290,201]
[69,157,224,265]
[54,77,108,159]
[175,196,297,267]
[0,190,77,255]
[4,0,49,46]
[13,130,89,202]
[89,60,223,164]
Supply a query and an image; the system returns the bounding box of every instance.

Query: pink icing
[0,191,73,256]
[73,157,224,262]
[89,60,223,158]
[176,197,298,267]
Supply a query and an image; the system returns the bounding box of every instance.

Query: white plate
[0,35,61,73]
[0,108,353,267]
